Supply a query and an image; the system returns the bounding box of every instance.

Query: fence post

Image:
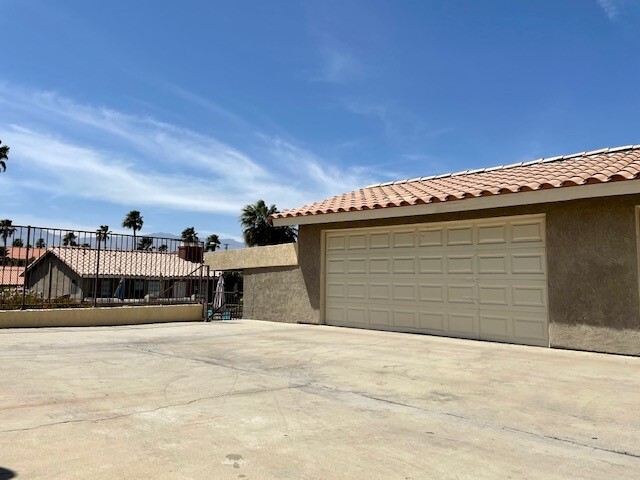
[203,265,210,320]
[21,226,31,309]
[93,237,101,307]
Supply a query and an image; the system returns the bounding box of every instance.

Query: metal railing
[206,291,244,321]
[0,224,211,310]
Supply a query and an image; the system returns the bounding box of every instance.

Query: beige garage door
[324,215,548,347]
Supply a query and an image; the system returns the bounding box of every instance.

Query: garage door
[324,215,548,347]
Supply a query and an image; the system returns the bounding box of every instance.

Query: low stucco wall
[204,243,298,271]
[0,304,204,328]
[243,266,317,324]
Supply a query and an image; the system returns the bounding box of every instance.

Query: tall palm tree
[181,227,198,244]
[122,210,144,248]
[205,234,221,252]
[62,231,77,247]
[0,140,9,173]
[240,200,297,247]
[96,225,110,248]
[157,244,168,252]
[35,238,46,248]
[1,219,16,266]
[12,238,24,248]
[137,236,153,251]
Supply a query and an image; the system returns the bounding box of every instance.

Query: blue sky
[1,0,640,240]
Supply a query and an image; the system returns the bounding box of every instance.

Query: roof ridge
[364,144,640,188]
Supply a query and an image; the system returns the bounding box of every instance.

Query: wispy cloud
[597,0,620,19]
[342,98,453,144]
[0,83,378,223]
[311,37,362,83]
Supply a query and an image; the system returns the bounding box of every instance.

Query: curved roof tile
[272,145,640,220]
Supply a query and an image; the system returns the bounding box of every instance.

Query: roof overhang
[272,179,640,227]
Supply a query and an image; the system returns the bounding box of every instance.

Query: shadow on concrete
[0,467,16,479]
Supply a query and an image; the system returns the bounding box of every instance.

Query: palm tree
[35,238,46,248]
[0,140,9,173]
[122,210,144,248]
[240,200,297,247]
[1,219,16,266]
[62,231,77,247]
[205,234,221,252]
[96,225,110,248]
[137,236,153,251]
[181,227,198,244]
[157,244,168,252]
[12,238,23,248]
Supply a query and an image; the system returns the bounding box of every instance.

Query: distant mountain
[9,230,245,251]
[146,233,245,250]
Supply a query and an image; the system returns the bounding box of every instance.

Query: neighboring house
[5,247,46,266]
[0,266,25,291]
[215,145,640,356]
[25,246,207,302]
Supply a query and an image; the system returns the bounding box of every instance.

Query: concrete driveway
[0,320,638,479]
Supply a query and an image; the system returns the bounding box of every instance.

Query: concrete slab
[0,320,638,479]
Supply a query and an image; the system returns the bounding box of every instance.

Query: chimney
[178,244,203,263]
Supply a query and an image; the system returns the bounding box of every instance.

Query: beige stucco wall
[204,243,298,271]
[243,266,317,324]
[289,193,640,356]
[0,304,204,328]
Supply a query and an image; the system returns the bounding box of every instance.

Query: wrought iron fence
[0,224,213,310]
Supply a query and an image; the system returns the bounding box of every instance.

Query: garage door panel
[478,285,509,306]
[446,255,475,274]
[447,284,475,304]
[447,312,478,337]
[393,257,416,274]
[370,308,391,326]
[370,257,391,274]
[370,232,390,249]
[511,253,546,274]
[480,313,512,339]
[419,311,446,331]
[369,283,391,300]
[393,310,416,328]
[419,256,445,274]
[419,228,443,247]
[419,284,445,302]
[325,215,548,347]
[346,307,367,325]
[327,282,345,299]
[478,223,508,244]
[347,258,367,274]
[393,284,417,301]
[347,234,367,250]
[346,283,367,299]
[447,226,474,245]
[511,221,544,243]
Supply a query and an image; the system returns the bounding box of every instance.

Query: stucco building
[207,145,640,356]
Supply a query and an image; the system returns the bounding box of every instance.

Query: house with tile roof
[208,145,640,356]
[25,246,208,302]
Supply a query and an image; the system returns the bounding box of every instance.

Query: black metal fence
[0,224,213,310]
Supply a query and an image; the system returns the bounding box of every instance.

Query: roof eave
[271,180,640,227]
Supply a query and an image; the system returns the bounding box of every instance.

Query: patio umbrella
[213,275,225,310]
[113,277,125,301]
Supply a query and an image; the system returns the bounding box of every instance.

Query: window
[148,280,161,298]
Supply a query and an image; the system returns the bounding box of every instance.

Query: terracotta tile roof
[26,247,206,279]
[0,267,25,286]
[5,247,46,262]
[273,145,640,219]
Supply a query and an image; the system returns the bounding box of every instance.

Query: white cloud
[597,0,620,19]
[0,84,378,219]
[311,38,362,83]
